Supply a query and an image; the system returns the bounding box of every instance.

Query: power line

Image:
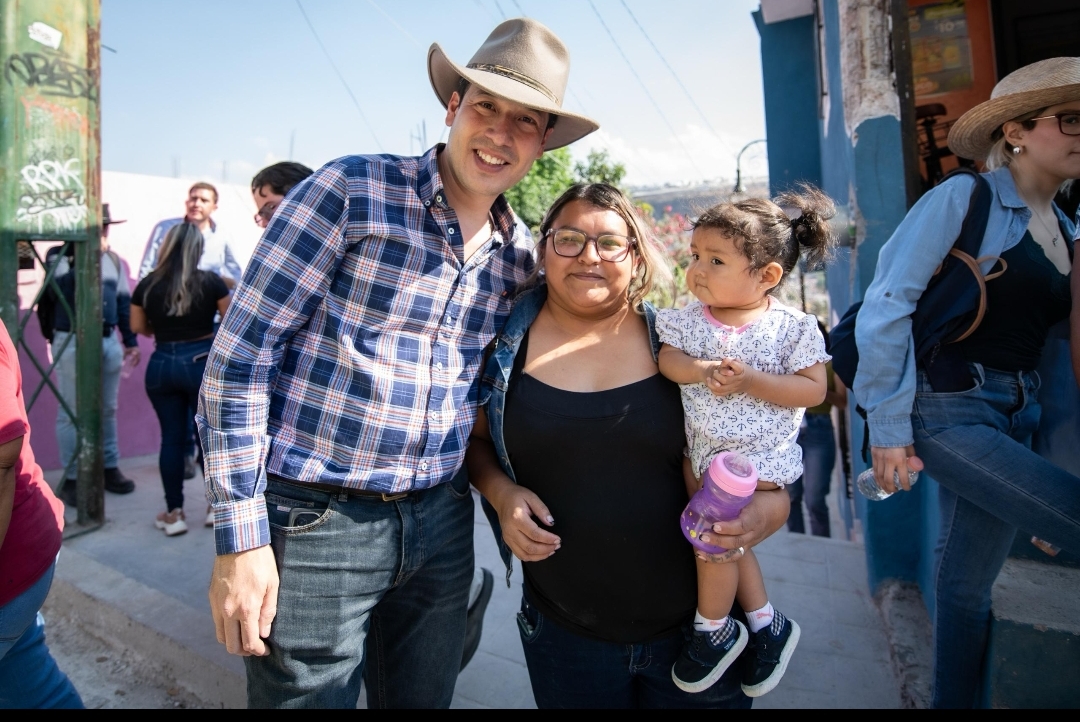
[367,0,422,49]
[295,0,384,151]
[566,87,658,182]
[586,0,706,180]
[493,0,508,21]
[619,0,736,160]
[511,0,526,16]
[472,0,499,23]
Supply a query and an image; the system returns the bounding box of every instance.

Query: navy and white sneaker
[672,617,748,693]
[741,610,801,697]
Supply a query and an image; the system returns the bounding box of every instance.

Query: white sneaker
[205,505,214,528]
[155,509,188,536]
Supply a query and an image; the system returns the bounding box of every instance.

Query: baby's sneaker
[672,617,748,693]
[741,610,800,697]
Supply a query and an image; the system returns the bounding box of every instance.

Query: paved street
[47,454,900,708]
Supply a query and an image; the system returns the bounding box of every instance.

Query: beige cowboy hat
[948,57,1080,160]
[428,18,599,150]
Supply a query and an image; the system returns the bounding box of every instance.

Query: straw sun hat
[948,57,1080,160]
[428,18,599,150]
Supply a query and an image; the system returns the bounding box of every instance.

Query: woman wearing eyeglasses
[853,58,1080,708]
[465,183,791,708]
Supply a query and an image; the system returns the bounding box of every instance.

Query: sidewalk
[45,455,901,708]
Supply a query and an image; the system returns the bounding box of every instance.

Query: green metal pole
[1,0,103,526]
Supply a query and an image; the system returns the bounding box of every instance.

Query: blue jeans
[787,412,836,537]
[517,596,751,709]
[245,474,475,708]
[145,338,212,511]
[53,331,122,479]
[912,363,1080,708]
[0,562,82,709]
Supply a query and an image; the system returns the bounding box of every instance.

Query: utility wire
[493,0,508,21]
[566,87,658,183]
[473,0,499,23]
[619,0,736,160]
[587,0,706,180]
[295,0,384,151]
[367,0,422,49]
[511,0,526,16]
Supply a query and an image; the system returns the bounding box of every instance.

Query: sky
[99,0,768,188]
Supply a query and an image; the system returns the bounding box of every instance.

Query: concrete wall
[17,171,261,474]
[752,11,822,195]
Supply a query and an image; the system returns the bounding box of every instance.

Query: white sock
[693,610,727,632]
[746,602,775,633]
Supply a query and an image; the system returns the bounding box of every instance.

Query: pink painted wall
[17,171,262,472]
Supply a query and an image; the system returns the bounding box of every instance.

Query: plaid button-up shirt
[197,146,534,554]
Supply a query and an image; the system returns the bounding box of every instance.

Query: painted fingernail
[545,516,554,525]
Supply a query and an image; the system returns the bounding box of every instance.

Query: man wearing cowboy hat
[49,204,141,504]
[197,18,597,708]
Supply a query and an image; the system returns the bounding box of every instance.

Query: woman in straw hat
[854,57,1080,708]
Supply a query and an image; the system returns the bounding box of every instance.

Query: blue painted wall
[752,11,821,195]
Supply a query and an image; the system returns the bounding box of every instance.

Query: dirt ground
[42,611,207,710]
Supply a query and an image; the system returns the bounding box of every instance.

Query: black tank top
[503,332,697,643]
[958,231,1072,372]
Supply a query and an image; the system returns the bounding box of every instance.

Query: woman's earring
[1013,146,1022,156]
[538,266,546,277]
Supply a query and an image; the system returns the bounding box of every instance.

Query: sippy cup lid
[705,452,758,496]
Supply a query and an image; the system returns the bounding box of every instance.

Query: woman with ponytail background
[131,223,231,537]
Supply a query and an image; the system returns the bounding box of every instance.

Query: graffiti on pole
[15,155,88,233]
[4,50,98,101]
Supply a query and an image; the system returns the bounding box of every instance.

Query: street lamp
[734,139,767,193]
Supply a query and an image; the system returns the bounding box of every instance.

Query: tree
[574,149,627,189]
[504,146,576,230]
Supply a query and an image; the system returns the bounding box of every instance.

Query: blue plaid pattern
[197,147,534,554]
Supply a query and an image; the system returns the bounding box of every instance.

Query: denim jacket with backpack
[853,166,1076,449]
[475,284,663,584]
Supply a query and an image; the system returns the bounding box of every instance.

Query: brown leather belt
[269,476,410,502]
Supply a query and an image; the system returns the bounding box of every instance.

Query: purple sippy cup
[680,452,758,554]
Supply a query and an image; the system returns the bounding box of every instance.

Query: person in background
[0,321,82,709]
[250,159,497,671]
[786,320,845,537]
[140,182,242,482]
[47,204,140,503]
[131,224,230,536]
[854,58,1079,707]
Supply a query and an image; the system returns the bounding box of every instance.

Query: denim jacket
[476,285,663,584]
[853,167,1076,448]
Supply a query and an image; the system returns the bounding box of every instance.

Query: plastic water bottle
[680,452,758,554]
[856,467,920,501]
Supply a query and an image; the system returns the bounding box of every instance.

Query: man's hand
[494,484,561,562]
[123,346,141,367]
[871,445,924,494]
[209,545,279,656]
[696,487,789,563]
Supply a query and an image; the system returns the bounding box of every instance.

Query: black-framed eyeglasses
[1029,112,1080,136]
[254,201,278,228]
[545,228,636,262]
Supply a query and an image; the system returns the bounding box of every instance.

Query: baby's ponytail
[777,184,837,272]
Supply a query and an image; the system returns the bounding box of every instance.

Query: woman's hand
[870,445,924,494]
[696,487,789,564]
[491,481,561,562]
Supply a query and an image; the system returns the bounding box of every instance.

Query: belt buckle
[381,491,408,502]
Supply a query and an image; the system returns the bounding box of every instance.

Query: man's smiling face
[441,85,552,200]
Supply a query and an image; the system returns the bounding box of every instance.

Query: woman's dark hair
[251,162,315,196]
[693,183,838,293]
[456,77,559,132]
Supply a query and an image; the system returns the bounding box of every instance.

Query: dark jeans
[518,595,752,709]
[787,412,837,537]
[245,474,475,708]
[144,337,212,511]
[912,364,1080,708]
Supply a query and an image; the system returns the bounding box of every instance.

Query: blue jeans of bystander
[53,331,123,480]
[0,561,82,708]
[517,595,751,709]
[787,412,836,537]
[911,363,1080,708]
[145,338,212,511]
[244,472,474,708]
